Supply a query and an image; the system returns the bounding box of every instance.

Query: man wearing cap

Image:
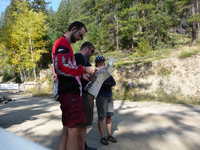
[95,56,117,145]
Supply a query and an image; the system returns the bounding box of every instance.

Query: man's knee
[68,128,80,136]
[68,127,85,136]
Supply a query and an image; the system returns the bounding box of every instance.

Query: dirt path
[1,92,200,150]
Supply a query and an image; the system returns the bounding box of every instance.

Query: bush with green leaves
[135,39,152,56]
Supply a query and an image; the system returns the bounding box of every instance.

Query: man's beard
[70,33,77,43]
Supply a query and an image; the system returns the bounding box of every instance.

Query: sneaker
[100,137,109,145]
[107,136,117,143]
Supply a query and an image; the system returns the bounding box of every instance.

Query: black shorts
[82,92,94,126]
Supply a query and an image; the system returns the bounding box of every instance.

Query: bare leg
[106,117,112,136]
[98,118,107,138]
[79,127,86,150]
[106,117,117,143]
[67,127,85,150]
[58,126,68,150]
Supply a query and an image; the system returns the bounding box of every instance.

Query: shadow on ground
[1,92,200,150]
[87,100,200,150]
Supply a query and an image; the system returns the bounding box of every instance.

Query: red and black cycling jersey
[52,36,84,94]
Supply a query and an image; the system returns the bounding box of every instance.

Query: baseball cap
[95,55,105,63]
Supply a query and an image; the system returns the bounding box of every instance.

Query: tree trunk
[33,67,37,81]
[19,70,24,82]
[114,14,119,50]
[196,0,200,40]
[29,34,37,80]
[191,0,198,44]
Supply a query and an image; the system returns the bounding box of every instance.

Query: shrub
[2,71,15,82]
[135,39,153,57]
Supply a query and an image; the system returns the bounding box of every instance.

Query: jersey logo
[56,46,70,54]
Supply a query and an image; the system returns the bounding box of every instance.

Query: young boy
[95,56,117,145]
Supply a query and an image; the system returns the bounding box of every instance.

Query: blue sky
[0,0,61,14]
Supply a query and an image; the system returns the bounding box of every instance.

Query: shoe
[100,137,109,145]
[85,143,97,150]
[107,135,117,143]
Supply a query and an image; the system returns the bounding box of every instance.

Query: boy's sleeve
[103,76,116,87]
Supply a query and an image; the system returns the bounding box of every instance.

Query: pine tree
[175,0,200,44]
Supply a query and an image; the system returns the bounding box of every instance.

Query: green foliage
[47,0,200,53]
[47,0,71,45]
[0,0,49,81]
[1,0,200,83]
[0,43,7,71]
[10,1,48,71]
[135,39,152,56]
[174,0,200,42]
[2,71,15,82]
[187,14,200,23]
[119,1,174,49]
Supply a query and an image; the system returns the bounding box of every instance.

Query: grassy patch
[24,79,53,97]
[25,86,52,97]
[178,50,200,59]
[104,42,200,69]
[113,49,171,68]
[169,33,191,45]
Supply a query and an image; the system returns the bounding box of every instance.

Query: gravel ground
[1,92,200,150]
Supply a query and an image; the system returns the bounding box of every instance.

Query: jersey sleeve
[54,46,84,76]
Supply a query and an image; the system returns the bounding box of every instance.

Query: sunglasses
[79,33,83,39]
[76,30,84,40]
[89,48,95,54]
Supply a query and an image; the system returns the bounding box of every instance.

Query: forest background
[0,0,200,86]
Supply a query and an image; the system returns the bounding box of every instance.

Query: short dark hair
[68,21,87,32]
[80,41,95,50]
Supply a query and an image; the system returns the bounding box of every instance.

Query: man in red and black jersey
[52,21,94,150]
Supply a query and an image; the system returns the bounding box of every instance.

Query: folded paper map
[85,58,114,98]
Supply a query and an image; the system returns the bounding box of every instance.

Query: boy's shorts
[59,93,87,128]
[96,96,114,120]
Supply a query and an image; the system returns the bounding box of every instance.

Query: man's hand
[84,66,95,74]
[82,73,90,81]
